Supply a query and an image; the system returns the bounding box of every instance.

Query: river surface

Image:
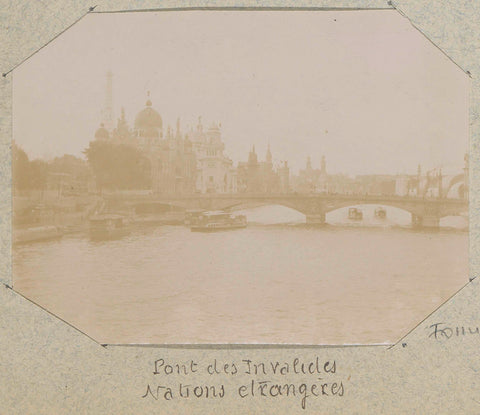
[13,206,468,345]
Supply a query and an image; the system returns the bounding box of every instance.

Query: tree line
[12,140,151,193]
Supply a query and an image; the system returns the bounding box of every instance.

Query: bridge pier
[411,214,440,229]
[306,213,326,226]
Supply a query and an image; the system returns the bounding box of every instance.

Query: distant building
[295,156,329,193]
[277,161,290,194]
[354,175,397,196]
[189,118,237,193]
[237,145,289,193]
[293,157,401,196]
[94,93,197,195]
[94,72,244,195]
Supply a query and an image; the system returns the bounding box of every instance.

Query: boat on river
[348,207,363,220]
[190,211,247,232]
[374,207,387,219]
[89,214,130,240]
[184,209,205,226]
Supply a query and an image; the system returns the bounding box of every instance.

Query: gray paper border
[1,1,479,413]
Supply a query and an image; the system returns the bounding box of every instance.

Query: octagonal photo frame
[1,2,479,414]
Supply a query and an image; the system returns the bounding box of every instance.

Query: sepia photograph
[11,9,469,345]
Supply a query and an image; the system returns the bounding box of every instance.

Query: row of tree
[83,140,151,191]
[12,140,151,193]
[12,143,50,191]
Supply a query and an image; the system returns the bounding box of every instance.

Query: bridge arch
[324,200,466,225]
[446,182,466,200]
[323,202,413,226]
[222,201,307,224]
[222,200,310,215]
[322,201,419,217]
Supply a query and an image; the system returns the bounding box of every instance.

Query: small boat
[89,214,130,240]
[348,207,363,220]
[374,207,387,219]
[190,211,247,232]
[13,225,63,245]
[184,209,205,226]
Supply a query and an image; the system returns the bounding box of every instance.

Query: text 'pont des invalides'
[141,357,346,410]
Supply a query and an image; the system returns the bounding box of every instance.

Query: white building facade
[190,118,237,193]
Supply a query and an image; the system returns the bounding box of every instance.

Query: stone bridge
[105,192,468,228]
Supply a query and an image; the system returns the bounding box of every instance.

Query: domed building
[93,92,197,195]
[134,95,163,142]
[132,95,196,194]
[92,73,239,195]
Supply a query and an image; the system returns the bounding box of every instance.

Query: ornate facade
[237,145,289,193]
[94,95,197,194]
[295,156,329,193]
[189,118,237,193]
[93,74,293,195]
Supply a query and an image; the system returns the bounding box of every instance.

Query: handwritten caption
[142,357,346,409]
[428,323,480,340]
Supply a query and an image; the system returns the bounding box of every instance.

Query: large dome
[134,99,163,131]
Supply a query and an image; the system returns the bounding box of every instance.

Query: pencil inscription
[428,323,480,340]
[143,357,346,409]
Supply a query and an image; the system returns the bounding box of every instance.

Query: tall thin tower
[102,70,114,132]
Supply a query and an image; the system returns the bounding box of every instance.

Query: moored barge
[190,211,247,232]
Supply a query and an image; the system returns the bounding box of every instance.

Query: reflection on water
[13,207,468,345]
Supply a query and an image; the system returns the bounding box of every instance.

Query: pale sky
[13,10,469,175]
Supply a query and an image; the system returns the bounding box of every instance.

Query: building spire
[266,143,272,163]
[176,118,181,139]
[248,145,258,164]
[320,155,327,175]
[113,106,131,140]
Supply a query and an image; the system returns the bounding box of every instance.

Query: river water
[13,205,468,345]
